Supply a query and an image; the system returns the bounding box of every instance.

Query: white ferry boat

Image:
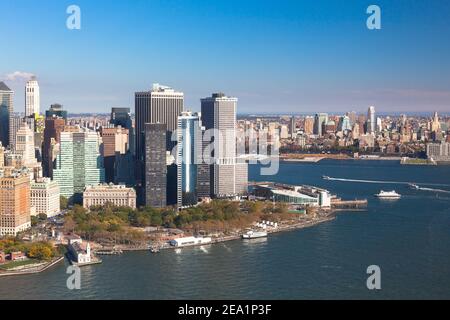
[375,190,401,199]
[242,230,268,239]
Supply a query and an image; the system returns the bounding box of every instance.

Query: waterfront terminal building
[254,183,331,207]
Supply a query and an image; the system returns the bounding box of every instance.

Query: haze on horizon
[1,0,450,114]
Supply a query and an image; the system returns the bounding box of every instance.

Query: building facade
[14,122,39,168]
[201,93,247,198]
[100,126,129,183]
[427,141,450,162]
[53,129,105,202]
[30,178,60,217]
[177,111,202,207]
[0,82,13,148]
[83,184,136,209]
[43,116,66,178]
[0,169,31,236]
[145,123,167,207]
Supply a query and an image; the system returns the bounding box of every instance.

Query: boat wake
[324,176,450,188]
[414,186,450,194]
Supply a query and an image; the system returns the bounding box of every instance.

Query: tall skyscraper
[53,129,105,202]
[314,113,328,136]
[145,123,167,208]
[45,103,67,120]
[201,93,247,197]
[0,82,13,148]
[177,111,202,207]
[431,111,441,133]
[367,106,376,134]
[304,116,314,135]
[25,76,40,117]
[8,115,23,150]
[111,107,132,129]
[14,122,40,169]
[135,84,184,162]
[196,125,211,199]
[0,168,31,236]
[43,115,66,178]
[290,116,296,138]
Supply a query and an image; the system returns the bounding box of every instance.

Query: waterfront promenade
[0,256,64,278]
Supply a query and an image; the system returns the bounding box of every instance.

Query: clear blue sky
[1,0,450,114]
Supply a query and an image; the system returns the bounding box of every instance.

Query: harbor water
[0,159,449,299]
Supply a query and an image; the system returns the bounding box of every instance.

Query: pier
[331,199,368,209]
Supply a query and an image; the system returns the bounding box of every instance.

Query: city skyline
[2,0,450,114]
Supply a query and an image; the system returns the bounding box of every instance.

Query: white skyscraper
[25,76,40,117]
[201,93,248,198]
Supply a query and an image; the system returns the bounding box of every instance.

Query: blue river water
[0,159,449,299]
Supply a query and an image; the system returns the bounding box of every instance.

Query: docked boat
[242,230,268,239]
[375,190,401,199]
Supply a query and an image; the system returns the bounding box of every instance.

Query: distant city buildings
[314,113,328,137]
[83,184,136,209]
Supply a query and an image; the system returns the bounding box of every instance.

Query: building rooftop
[84,183,136,191]
[0,81,12,92]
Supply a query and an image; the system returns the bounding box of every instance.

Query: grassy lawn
[0,259,41,271]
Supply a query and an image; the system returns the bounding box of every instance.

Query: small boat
[375,190,401,199]
[322,175,331,180]
[242,230,268,239]
[408,183,420,190]
[150,247,160,253]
